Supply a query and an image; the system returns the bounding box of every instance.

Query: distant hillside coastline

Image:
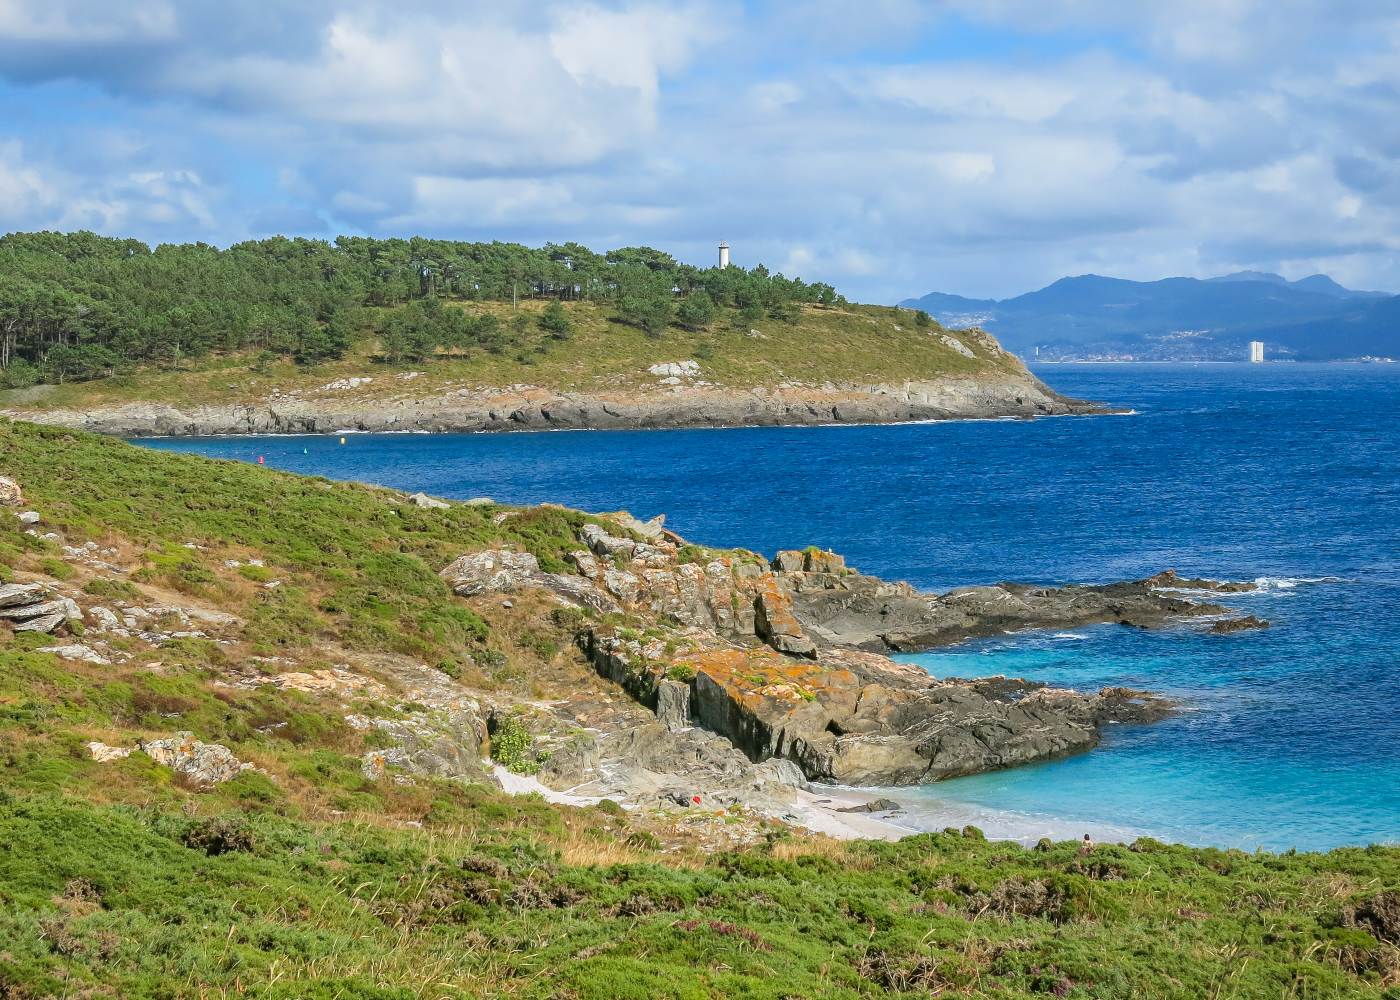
[0,302,1100,436]
[901,270,1400,362]
[3,371,1097,437]
[0,230,1102,433]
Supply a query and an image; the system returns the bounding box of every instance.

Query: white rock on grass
[439,550,541,596]
[87,742,133,763]
[409,492,451,510]
[939,334,977,359]
[0,595,82,634]
[15,612,65,633]
[319,376,374,392]
[39,644,111,665]
[0,583,46,608]
[648,360,701,379]
[16,511,40,525]
[90,607,122,630]
[138,732,254,786]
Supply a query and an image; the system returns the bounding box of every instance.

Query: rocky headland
[5,444,1265,842]
[436,514,1265,803]
[3,372,1101,437]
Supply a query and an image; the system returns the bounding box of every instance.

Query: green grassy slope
[0,420,1397,999]
[1,301,1029,414]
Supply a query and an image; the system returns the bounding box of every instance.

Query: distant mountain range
[900,271,1398,361]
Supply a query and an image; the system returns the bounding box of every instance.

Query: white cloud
[397,176,584,228]
[0,0,175,43]
[749,80,802,115]
[0,141,223,237]
[859,65,1080,123]
[550,3,715,102]
[0,141,52,208]
[1,0,1400,300]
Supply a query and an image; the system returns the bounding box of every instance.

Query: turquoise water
[139,363,1400,851]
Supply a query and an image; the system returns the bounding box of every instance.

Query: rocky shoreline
[439,516,1264,798]
[7,460,1266,845]
[2,374,1105,437]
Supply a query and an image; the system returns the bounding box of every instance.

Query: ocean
[138,363,1400,852]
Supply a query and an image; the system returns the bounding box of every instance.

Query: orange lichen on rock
[752,576,817,658]
[670,646,855,710]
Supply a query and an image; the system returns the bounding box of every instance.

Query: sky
[1,0,1399,302]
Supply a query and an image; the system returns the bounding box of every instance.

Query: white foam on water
[1251,575,1346,591]
[1051,632,1087,641]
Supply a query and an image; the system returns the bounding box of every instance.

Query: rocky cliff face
[4,374,1101,437]
[442,518,1263,787]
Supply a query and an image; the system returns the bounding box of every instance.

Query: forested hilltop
[0,229,1087,435]
[0,231,842,386]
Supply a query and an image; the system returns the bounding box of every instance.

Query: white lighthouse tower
[1249,341,1265,363]
[718,241,730,268]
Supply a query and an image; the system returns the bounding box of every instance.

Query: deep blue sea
[138,363,1400,852]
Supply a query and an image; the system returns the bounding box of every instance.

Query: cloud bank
[1,0,1398,299]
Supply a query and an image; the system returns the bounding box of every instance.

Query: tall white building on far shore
[1249,341,1265,363]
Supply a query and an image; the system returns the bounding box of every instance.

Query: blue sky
[1,1,1398,301]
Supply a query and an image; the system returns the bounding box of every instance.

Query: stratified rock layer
[441,518,1257,787]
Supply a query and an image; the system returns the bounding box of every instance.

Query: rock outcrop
[0,475,22,506]
[409,491,451,510]
[753,579,817,658]
[439,549,620,613]
[137,733,255,786]
[783,568,1263,652]
[1207,615,1270,634]
[439,521,1259,788]
[0,583,81,635]
[588,635,1172,786]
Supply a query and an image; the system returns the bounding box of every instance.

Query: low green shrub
[490,716,537,775]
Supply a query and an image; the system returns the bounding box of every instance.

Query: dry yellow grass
[7,300,1024,413]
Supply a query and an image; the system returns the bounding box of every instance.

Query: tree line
[0,231,844,386]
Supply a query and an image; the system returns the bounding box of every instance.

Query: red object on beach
[257,456,265,465]
[692,795,701,805]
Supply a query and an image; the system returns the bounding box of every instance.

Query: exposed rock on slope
[0,582,81,635]
[441,519,1259,787]
[0,475,22,505]
[138,733,255,786]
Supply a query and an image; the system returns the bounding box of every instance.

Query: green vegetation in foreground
[2,420,1399,998]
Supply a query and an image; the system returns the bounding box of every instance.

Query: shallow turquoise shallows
[139,363,1400,852]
